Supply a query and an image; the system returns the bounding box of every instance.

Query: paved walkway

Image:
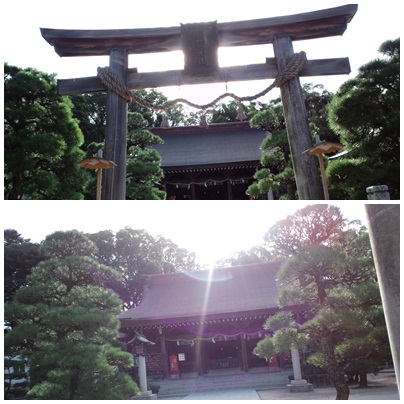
[181,388,260,400]
[169,372,399,401]
[257,384,399,400]
[175,385,398,400]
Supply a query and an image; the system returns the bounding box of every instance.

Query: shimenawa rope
[97,51,307,111]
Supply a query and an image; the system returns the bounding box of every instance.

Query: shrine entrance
[207,338,241,371]
[164,333,268,376]
[41,5,357,200]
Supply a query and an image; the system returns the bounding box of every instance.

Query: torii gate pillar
[274,37,324,199]
[103,49,128,200]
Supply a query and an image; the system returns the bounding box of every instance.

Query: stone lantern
[128,333,157,400]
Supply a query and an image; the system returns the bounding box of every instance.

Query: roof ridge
[149,121,262,136]
[145,261,282,283]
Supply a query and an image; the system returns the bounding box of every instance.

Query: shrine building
[150,121,271,200]
[118,261,302,380]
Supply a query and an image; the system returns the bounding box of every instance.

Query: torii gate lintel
[41,5,357,200]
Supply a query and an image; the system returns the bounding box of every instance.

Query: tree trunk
[333,371,350,400]
[69,370,80,400]
[287,182,296,199]
[359,371,368,388]
[321,337,350,400]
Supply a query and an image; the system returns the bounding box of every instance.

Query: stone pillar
[291,348,302,380]
[365,204,400,391]
[287,348,313,392]
[131,355,157,400]
[138,355,148,393]
[366,185,391,200]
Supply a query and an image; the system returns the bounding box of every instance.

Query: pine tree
[125,112,166,200]
[4,64,91,199]
[254,205,390,399]
[4,230,138,400]
[327,39,400,199]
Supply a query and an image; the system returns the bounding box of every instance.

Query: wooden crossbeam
[58,57,351,95]
[41,5,357,57]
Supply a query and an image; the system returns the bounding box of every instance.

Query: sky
[3,201,371,267]
[2,0,402,107]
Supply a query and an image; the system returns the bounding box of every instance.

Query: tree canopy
[4,64,91,199]
[125,113,166,200]
[327,38,400,199]
[264,204,346,257]
[4,230,44,306]
[88,227,198,308]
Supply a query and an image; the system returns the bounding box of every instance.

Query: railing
[179,361,196,373]
[208,358,240,370]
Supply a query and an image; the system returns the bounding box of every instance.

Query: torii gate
[41,4,357,200]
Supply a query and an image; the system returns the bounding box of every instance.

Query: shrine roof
[151,122,269,170]
[118,261,282,327]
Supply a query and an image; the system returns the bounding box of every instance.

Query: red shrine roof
[119,261,283,328]
[150,122,269,171]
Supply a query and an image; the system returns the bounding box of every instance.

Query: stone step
[155,369,291,398]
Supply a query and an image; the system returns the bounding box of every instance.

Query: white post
[138,355,148,393]
[366,185,391,200]
[291,348,303,381]
[288,348,313,392]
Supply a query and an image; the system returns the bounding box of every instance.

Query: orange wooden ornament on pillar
[303,139,343,200]
[78,157,116,200]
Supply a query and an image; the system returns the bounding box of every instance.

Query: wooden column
[227,179,233,200]
[195,339,203,376]
[273,37,324,200]
[160,335,169,379]
[102,48,128,200]
[191,183,196,200]
[240,333,249,372]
